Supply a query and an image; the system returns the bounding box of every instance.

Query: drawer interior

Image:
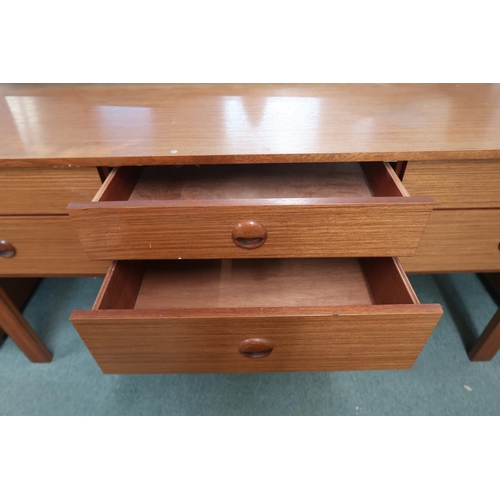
[94,161,410,203]
[93,257,419,313]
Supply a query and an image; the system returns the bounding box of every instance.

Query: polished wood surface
[1,84,500,167]
[71,258,442,373]
[403,160,500,209]
[0,167,102,214]
[0,285,52,362]
[71,310,441,374]
[0,239,16,258]
[71,305,441,373]
[232,221,268,249]
[68,162,433,259]
[238,338,274,358]
[0,216,109,276]
[400,209,500,273]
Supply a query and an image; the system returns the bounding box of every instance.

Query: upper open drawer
[67,162,434,260]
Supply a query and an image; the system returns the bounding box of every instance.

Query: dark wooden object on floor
[469,274,500,361]
[0,279,53,362]
[0,278,39,338]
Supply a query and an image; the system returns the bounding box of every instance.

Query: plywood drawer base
[400,209,500,273]
[0,216,110,276]
[71,258,442,374]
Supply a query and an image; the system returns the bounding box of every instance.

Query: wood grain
[71,307,442,373]
[69,257,442,373]
[68,162,433,259]
[403,160,500,209]
[1,84,500,167]
[68,199,433,259]
[0,167,102,214]
[0,216,110,276]
[400,209,500,273]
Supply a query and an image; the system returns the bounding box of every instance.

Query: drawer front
[0,167,102,215]
[68,202,433,260]
[68,163,434,260]
[70,258,442,374]
[0,216,109,276]
[71,309,441,374]
[403,160,500,209]
[400,209,500,273]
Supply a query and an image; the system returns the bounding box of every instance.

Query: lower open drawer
[70,258,443,374]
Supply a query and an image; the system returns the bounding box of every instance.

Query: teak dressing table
[1,84,499,372]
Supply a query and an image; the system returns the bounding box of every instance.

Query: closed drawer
[67,162,434,260]
[0,167,103,214]
[0,216,110,276]
[70,258,442,374]
[400,209,500,273]
[403,160,500,209]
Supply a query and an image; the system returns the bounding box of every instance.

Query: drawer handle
[232,221,267,249]
[0,240,16,258]
[238,338,274,358]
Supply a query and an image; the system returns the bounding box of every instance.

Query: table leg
[468,273,500,362]
[468,309,500,361]
[0,285,52,362]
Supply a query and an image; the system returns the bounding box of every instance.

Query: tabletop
[1,83,500,167]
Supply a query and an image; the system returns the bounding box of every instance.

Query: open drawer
[67,162,434,260]
[70,258,443,374]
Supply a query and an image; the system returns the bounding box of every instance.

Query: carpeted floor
[1,273,499,415]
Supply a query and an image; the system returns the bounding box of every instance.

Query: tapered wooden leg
[468,308,500,361]
[0,285,52,362]
[469,274,500,361]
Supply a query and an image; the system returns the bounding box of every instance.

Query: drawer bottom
[71,258,442,374]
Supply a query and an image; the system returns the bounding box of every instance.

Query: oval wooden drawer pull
[238,338,274,358]
[232,221,267,249]
[0,239,16,258]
